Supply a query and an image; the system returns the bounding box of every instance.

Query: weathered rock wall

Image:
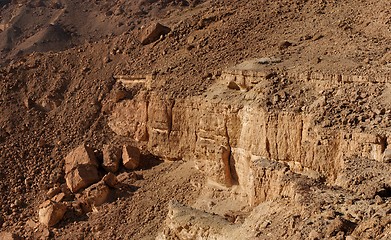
[109,70,388,205]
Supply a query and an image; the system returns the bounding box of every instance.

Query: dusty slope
[0,0,390,239]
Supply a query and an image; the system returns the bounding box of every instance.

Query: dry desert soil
[1,0,391,239]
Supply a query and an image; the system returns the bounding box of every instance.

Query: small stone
[140,22,171,45]
[38,200,67,227]
[102,173,120,188]
[38,138,46,147]
[308,230,322,240]
[345,236,356,240]
[23,98,34,109]
[326,216,356,237]
[26,218,38,229]
[122,145,140,170]
[102,145,121,173]
[324,209,336,219]
[227,81,240,90]
[46,186,61,198]
[273,94,280,104]
[113,90,127,103]
[78,181,110,213]
[382,148,391,163]
[279,40,293,50]
[375,195,384,205]
[51,193,65,203]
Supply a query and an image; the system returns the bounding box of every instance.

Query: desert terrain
[0,0,391,239]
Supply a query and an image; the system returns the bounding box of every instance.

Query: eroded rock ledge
[109,60,391,239]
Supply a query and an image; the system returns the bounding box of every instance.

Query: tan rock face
[109,85,390,205]
[102,144,121,173]
[122,145,140,170]
[38,200,67,227]
[64,144,100,193]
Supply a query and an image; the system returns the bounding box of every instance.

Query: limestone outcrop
[109,86,390,204]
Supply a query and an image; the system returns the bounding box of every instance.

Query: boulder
[102,144,121,173]
[38,200,67,227]
[79,181,110,212]
[140,22,171,45]
[65,165,100,193]
[122,145,140,170]
[64,144,98,174]
[64,144,100,193]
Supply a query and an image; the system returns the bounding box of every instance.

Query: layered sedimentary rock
[109,62,391,205]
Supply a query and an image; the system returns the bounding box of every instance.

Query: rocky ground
[0,0,391,239]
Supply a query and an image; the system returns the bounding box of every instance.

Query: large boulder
[38,200,67,227]
[64,144,100,193]
[140,22,171,45]
[122,145,140,170]
[102,144,121,173]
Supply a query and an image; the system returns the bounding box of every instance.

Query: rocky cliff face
[109,62,391,208]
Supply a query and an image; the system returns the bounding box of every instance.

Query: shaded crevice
[223,119,238,186]
[376,185,391,198]
[167,99,175,137]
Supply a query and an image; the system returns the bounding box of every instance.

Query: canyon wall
[109,69,389,205]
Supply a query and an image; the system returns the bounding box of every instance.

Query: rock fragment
[382,148,391,163]
[102,144,121,173]
[326,216,356,237]
[122,145,140,170]
[79,181,110,212]
[46,186,61,198]
[38,200,67,227]
[140,22,171,45]
[102,172,120,188]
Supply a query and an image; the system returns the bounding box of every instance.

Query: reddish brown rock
[122,145,140,170]
[51,192,66,203]
[78,181,110,212]
[46,186,61,198]
[102,172,120,188]
[65,165,100,193]
[140,22,171,45]
[38,200,67,227]
[64,144,98,174]
[102,144,121,173]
